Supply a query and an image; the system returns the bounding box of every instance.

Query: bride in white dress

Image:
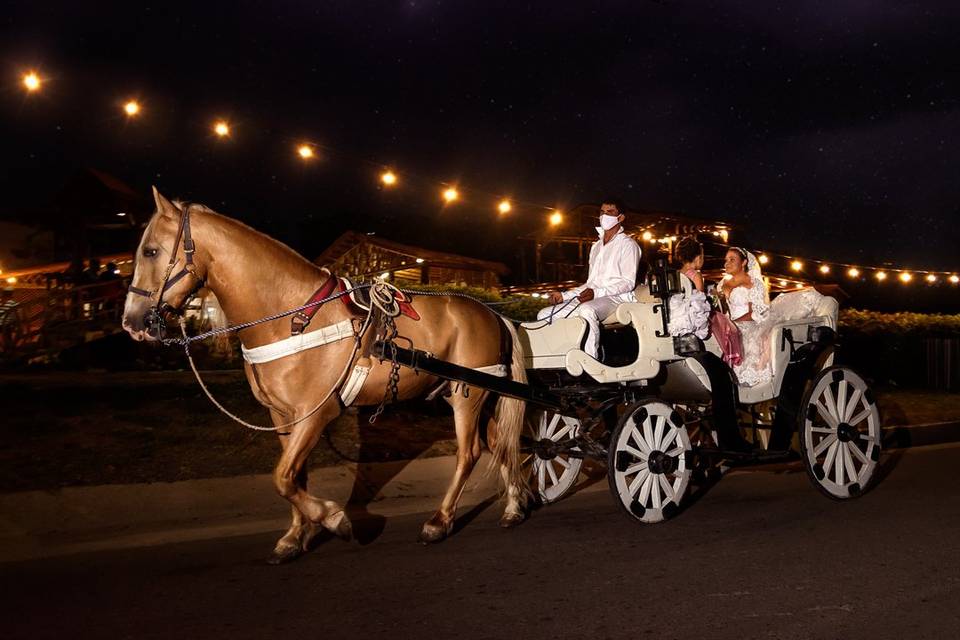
[720,247,830,387]
[720,248,772,386]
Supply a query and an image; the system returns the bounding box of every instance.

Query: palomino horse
[122,188,530,563]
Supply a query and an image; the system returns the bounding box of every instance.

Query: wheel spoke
[554,456,572,469]
[848,440,870,465]
[629,427,651,454]
[657,474,675,502]
[810,426,834,434]
[536,460,545,490]
[843,388,862,422]
[552,424,572,441]
[650,474,662,509]
[834,441,845,485]
[653,415,665,450]
[823,440,840,480]
[813,433,837,458]
[638,474,654,505]
[815,400,839,429]
[823,385,841,423]
[660,426,679,450]
[842,442,858,482]
[624,461,647,476]
[642,416,656,451]
[848,408,872,428]
[628,469,650,496]
[836,380,848,425]
[543,413,561,438]
[665,446,685,457]
[546,460,560,486]
[623,443,647,461]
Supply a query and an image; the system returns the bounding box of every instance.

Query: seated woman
[720,247,772,386]
[667,237,711,340]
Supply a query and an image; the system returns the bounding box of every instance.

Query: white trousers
[537,296,619,359]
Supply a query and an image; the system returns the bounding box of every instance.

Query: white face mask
[598,214,620,231]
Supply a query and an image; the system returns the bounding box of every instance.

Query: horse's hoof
[323,511,353,542]
[499,512,526,529]
[267,543,303,565]
[418,522,450,544]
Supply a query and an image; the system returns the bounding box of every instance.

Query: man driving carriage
[537,198,641,360]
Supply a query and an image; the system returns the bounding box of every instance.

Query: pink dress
[683,269,743,367]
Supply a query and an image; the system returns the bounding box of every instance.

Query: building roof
[315,230,510,275]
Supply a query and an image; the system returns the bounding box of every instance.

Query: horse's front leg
[419,387,486,543]
[269,402,352,564]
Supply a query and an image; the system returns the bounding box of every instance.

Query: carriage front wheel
[608,401,692,523]
[799,366,881,500]
[524,410,584,504]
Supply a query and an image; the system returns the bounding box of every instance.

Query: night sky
[2,1,959,273]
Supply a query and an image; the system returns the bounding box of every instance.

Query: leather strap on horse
[290,273,339,335]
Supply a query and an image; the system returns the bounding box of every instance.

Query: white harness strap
[339,363,371,406]
[241,319,355,364]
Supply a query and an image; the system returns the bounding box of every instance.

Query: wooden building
[315,231,509,289]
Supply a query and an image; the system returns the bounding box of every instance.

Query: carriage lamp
[123,100,141,117]
[899,272,912,283]
[819,265,830,274]
[213,121,230,137]
[758,254,769,265]
[847,268,860,278]
[498,199,512,214]
[926,274,937,283]
[790,260,803,271]
[951,275,960,284]
[381,170,397,186]
[875,271,887,281]
[549,211,563,226]
[442,187,459,203]
[22,71,41,92]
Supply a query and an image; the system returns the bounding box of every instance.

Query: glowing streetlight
[213,121,230,137]
[381,170,397,186]
[796,283,804,289]
[819,264,830,274]
[951,275,960,284]
[297,144,315,159]
[442,187,459,203]
[641,231,653,242]
[790,260,803,272]
[497,199,512,214]
[899,272,912,283]
[549,210,563,226]
[876,271,887,282]
[778,279,788,286]
[5,276,16,284]
[926,274,937,283]
[847,267,860,278]
[415,258,424,264]
[22,71,41,92]
[758,254,769,265]
[123,100,141,117]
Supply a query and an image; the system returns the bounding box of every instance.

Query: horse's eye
[143,247,159,258]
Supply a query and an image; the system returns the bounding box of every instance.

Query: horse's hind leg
[419,386,486,543]
[269,403,352,564]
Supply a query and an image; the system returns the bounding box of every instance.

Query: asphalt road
[3,444,960,640]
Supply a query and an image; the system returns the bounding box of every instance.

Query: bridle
[128,203,203,336]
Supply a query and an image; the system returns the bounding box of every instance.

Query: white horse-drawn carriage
[378,259,882,523]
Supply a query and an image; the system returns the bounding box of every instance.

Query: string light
[442,187,459,203]
[876,271,887,281]
[381,170,397,186]
[951,275,960,284]
[498,199,512,214]
[213,121,230,137]
[123,100,140,117]
[758,254,769,265]
[791,260,803,272]
[848,267,860,278]
[899,272,912,283]
[22,71,41,92]
[819,264,830,274]
[926,274,937,283]
[778,279,788,286]
[642,231,653,241]
[297,144,315,159]
[415,258,424,264]
[549,210,563,226]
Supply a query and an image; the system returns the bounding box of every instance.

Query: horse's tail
[492,316,530,503]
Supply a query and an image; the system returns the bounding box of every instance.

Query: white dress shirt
[563,228,641,303]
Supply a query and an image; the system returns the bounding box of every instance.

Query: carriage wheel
[524,410,583,504]
[800,366,881,500]
[608,401,692,523]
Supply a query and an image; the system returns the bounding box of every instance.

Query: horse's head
[122,187,205,342]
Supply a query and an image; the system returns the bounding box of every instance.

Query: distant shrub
[840,309,960,337]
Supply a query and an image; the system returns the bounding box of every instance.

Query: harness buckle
[291,312,310,335]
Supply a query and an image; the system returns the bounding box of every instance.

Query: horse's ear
[152,186,178,218]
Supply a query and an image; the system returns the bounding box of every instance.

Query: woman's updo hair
[675,236,703,264]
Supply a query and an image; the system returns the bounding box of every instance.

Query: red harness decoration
[292,276,420,335]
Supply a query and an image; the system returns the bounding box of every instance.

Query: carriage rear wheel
[524,410,583,504]
[799,366,881,500]
[608,401,692,523]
